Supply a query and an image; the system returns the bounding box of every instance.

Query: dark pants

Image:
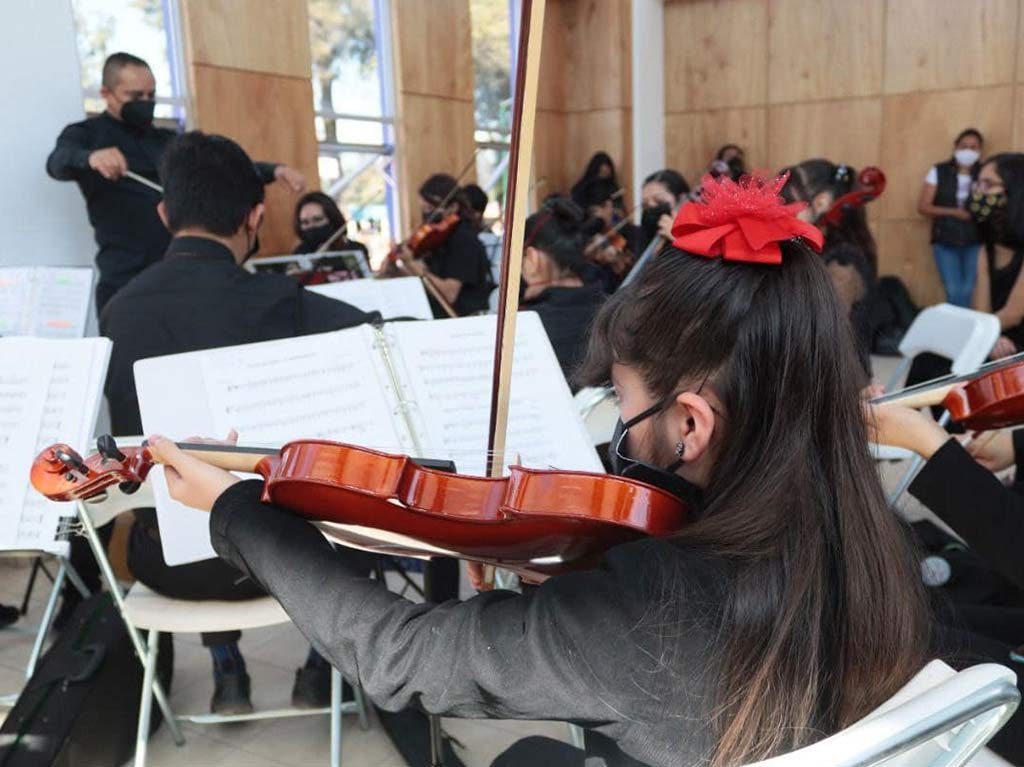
[128,513,264,646]
[490,737,584,766]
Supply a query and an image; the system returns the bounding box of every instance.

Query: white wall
[0,2,95,274]
[631,0,666,210]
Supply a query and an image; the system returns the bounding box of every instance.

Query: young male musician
[45,52,307,313]
[97,131,375,715]
[397,174,493,317]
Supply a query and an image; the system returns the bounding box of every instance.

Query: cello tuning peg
[96,434,127,463]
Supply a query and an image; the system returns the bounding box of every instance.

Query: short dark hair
[294,191,346,238]
[159,131,265,237]
[462,184,488,215]
[102,52,151,90]
[955,128,984,147]
[643,169,690,202]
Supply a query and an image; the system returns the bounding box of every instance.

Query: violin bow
[486,0,545,478]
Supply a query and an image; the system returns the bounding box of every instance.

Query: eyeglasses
[973,179,1005,193]
[299,214,329,228]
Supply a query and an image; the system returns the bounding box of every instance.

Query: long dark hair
[524,197,587,277]
[419,173,472,218]
[293,191,346,239]
[572,152,619,206]
[983,153,1024,247]
[782,159,878,275]
[578,244,929,765]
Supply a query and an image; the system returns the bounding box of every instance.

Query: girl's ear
[669,392,717,463]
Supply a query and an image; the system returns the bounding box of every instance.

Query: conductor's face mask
[120,99,155,131]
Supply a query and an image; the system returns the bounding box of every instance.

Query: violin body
[387,213,461,266]
[32,438,690,578]
[945,364,1024,431]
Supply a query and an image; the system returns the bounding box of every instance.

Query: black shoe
[211,669,253,715]
[0,603,19,629]
[291,664,354,709]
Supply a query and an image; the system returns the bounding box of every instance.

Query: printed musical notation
[0,267,93,339]
[308,276,432,321]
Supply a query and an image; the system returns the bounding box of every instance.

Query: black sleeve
[297,287,379,335]
[209,480,656,724]
[1013,429,1024,479]
[909,438,1024,590]
[254,162,280,185]
[46,123,94,181]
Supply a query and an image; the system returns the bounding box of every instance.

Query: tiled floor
[0,559,570,767]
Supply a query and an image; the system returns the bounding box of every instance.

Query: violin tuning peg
[96,434,127,463]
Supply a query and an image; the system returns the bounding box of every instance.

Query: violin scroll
[30,437,152,502]
[821,166,886,227]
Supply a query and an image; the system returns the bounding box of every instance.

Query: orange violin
[873,351,1024,431]
[31,437,690,580]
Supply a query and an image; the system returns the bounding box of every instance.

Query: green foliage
[470,0,511,129]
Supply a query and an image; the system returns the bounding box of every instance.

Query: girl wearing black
[918,129,984,308]
[292,191,369,259]
[623,169,691,286]
[782,159,879,375]
[971,153,1024,360]
[148,174,929,767]
[520,199,605,386]
[571,151,626,215]
[397,173,493,317]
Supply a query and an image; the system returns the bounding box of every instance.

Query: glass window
[308,0,395,265]
[470,0,514,217]
[71,0,187,124]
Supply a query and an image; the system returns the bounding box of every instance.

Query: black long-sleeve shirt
[523,284,605,389]
[99,236,375,436]
[210,479,730,767]
[46,112,278,293]
[909,434,1024,592]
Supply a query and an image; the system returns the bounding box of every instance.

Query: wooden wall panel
[883,0,1018,94]
[877,219,944,307]
[666,108,766,187]
[564,109,632,189]
[561,0,631,112]
[181,0,310,77]
[879,86,1013,220]
[393,0,474,99]
[663,0,767,112]
[189,68,320,255]
[767,99,882,172]
[767,0,883,103]
[534,109,569,198]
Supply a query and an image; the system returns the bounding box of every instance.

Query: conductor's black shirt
[45,112,278,295]
[99,236,376,436]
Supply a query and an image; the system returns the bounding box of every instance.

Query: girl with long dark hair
[147,173,930,767]
[971,153,1024,360]
[292,191,368,258]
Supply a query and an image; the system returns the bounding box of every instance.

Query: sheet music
[308,277,432,320]
[388,313,603,477]
[0,267,93,339]
[0,338,110,554]
[136,327,412,565]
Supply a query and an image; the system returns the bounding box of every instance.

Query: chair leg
[75,501,185,746]
[24,560,67,680]
[331,667,343,767]
[135,629,161,767]
[354,681,369,732]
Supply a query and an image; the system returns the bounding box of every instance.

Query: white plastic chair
[74,476,367,767]
[873,304,1000,462]
[744,660,1018,767]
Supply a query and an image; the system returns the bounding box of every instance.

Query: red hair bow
[670,173,823,264]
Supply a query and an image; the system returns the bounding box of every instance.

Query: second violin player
[390,173,494,318]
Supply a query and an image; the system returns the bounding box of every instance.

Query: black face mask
[121,99,155,131]
[641,203,672,244]
[300,223,334,251]
[969,190,1011,246]
[608,398,704,509]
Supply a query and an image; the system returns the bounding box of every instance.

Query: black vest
[930,161,979,247]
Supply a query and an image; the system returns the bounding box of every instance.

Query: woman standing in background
[918,129,984,307]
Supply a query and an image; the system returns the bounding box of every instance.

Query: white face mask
[955,149,980,167]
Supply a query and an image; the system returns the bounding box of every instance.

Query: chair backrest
[743,661,1019,767]
[896,304,1001,378]
[573,386,618,447]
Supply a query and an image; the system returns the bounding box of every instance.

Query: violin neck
[874,383,956,410]
[175,442,274,473]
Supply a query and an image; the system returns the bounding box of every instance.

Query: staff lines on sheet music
[223,389,367,415]
[219,365,357,393]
